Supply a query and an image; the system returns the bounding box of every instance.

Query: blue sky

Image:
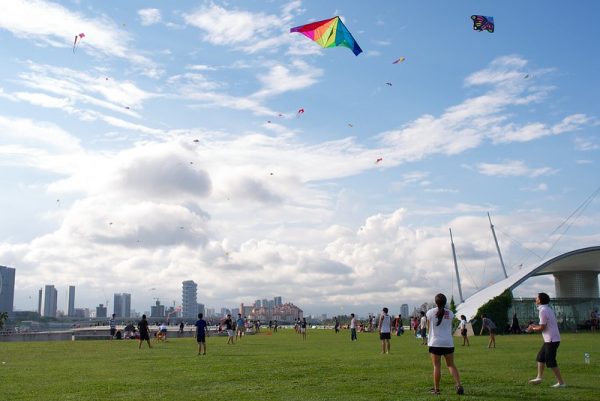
[1,0,599,317]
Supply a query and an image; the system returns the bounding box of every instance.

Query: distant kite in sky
[348,123,353,128]
[524,74,530,79]
[385,82,392,86]
[375,157,383,164]
[290,16,363,56]
[471,15,494,33]
[72,32,85,53]
[193,139,199,143]
[392,57,406,64]
[296,108,305,117]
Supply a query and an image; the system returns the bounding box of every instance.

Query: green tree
[472,289,513,335]
[0,311,8,330]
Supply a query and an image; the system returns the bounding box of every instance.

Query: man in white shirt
[378,307,392,354]
[527,292,566,388]
[350,313,357,341]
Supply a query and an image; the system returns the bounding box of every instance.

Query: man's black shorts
[536,341,560,368]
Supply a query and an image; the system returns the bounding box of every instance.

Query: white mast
[449,228,464,303]
[488,212,508,279]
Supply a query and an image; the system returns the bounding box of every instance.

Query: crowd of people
[100,291,575,396]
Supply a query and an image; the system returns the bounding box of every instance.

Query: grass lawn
[1,329,598,400]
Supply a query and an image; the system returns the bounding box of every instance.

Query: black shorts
[536,341,560,368]
[140,332,150,341]
[196,335,206,343]
[429,347,455,356]
[420,328,427,337]
[380,332,391,340]
[460,329,467,337]
[110,328,116,336]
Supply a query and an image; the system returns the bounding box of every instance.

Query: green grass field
[1,329,597,400]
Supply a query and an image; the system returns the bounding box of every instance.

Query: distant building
[67,286,76,317]
[151,300,165,318]
[205,308,215,318]
[274,296,282,307]
[197,303,205,316]
[38,288,42,315]
[113,293,131,318]
[74,308,89,318]
[401,304,409,318]
[0,266,16,314]
[182,280,198,319]
[96,304,107,318]
[42,285,58,318]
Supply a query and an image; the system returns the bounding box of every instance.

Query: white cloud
[184,4,284,51]
[252,60,323,98]
[475,160,557,178]
[574,137,600,151]
[138,8,161,26]
[0,0,154,68]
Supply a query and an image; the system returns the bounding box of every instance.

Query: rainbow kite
[290,16,362,56]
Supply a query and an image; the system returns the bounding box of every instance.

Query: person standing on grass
[109,314,116,340]
[527,292,566,388]
[224,314,235,345]
[426,293,464,396]
[334,317,340,333]
[236,314,245,340]
[195,313,208,355]
[378,307,392,354]
[419,311,428,345]
[137,314,152,349]
[459,315,470,346]
[350,313,358,341]
[480,314,497,348]
[301,318,308,340]
[273,320,278,333]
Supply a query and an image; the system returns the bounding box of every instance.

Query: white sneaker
[551,383,566,388]
[528,378,543,385]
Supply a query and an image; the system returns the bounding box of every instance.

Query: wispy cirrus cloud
[138,8,161,26]
[0,0,157,74]
[474,160,557,178]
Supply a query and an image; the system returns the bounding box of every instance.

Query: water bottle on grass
[584,352,590,364]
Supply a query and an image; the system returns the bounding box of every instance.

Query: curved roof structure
[456,246,600,320]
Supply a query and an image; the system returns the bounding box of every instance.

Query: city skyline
[1,1,599,317]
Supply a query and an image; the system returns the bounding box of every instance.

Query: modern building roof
[456,246,600,320]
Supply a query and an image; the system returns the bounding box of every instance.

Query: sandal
[456,385,464,395]
[429,388,441,395]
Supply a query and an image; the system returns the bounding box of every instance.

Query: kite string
[539,184,600,261]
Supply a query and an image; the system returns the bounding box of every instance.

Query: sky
[1,0,599,318]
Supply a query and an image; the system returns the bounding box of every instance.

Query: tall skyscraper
[182,280,197,319]
[401,304,409,318]
[0,266,16,314]
[68,286,76,317]
[274,296,282,307]
[112,293,131,318]
[38,288,42,315]
[42,285,58,317]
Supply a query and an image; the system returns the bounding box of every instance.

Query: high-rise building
[262,299,269,308]
[0,266,16,314]
[151,300,165,318]
[401,304,409,318]
[42,285,58,317]
[96,304,107,318]
[38,288,42,315]
[113,293,131,318]
[182,280,198,319]
[68,286,76,317]
[254,299,261,307]
[197,303,205,316]
[274,296,282,307]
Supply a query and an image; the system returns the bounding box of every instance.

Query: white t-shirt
[379,314,392,333]
[420,316,427,329]
[538,304,560,342]
[459,319,467,330]
[350,318,356,329]
[426,307,454,348]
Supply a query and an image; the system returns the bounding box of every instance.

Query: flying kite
[375,157,383,164]
[385,82,393,86]
[72,32,85,53]
[524,74,530,79]
[296,108,305,117]
[290,16,362,56]
[471,15,494,33]
[392,57,406,64]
